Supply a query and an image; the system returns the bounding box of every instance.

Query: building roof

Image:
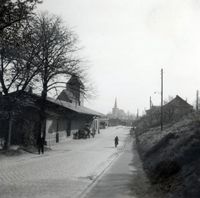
[145,105,160,114]
[164,95,193,108]
[47,97,104,117]
[146,95,193,114]
[4,91,104,117]
[57,89,74,102]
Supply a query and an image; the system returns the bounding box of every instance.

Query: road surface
[0,126,130,198]
[84,133,165,198]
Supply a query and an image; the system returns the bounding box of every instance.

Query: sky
[38,0,200,115]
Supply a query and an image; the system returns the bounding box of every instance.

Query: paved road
[84,136,165,198]
[0,126,130,198]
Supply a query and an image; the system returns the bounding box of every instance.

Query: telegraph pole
[136,108,139,119]
[161,68,163,131]
[150,96,152,109]
[149,96,153,109]
[196,90,199,111]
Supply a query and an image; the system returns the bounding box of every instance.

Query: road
[83,135,165,198]
[0,126,130,198]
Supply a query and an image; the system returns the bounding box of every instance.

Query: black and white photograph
[1,0,200,197]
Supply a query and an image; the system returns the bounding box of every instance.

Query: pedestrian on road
[114,136,119,148]
[37,136,44,154]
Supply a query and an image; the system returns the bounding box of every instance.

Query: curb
[77,137,130,198]
[77,152,122,198]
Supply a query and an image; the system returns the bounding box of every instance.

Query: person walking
[114,136,119,148]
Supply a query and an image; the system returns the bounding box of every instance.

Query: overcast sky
[38,0,200,115]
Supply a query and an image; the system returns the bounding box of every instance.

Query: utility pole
[150,96,153,109]
[161,68,164,131]
[196,90,199,111]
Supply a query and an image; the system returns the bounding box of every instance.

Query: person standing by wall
[114,136,119,148]
[37,136,44,154]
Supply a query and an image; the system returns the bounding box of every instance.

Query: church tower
[112,97,118,118]
[57,75,84,106]
[114,97,117,108]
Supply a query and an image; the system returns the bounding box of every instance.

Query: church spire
[114,97,117,108]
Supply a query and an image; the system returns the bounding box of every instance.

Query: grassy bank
[134,112,200,198]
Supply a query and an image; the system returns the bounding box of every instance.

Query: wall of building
[91,118,99,133]
[71,119,85,134]
[45,115,96,145]
[0,91,101,147]
[46,118,69,145]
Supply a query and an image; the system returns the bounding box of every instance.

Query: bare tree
[0,22,43,95]
[0,25,42,149]
[0,0,42,32]
[0,3,43,148]
[31,13,85,140]
[0,9,91,148]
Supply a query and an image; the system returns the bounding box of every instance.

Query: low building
[0,76,103,146]
[163,95,193,123]
[146,95,194,126]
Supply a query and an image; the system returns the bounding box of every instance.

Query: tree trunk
[7,116,13,148]
[39,88,47,143]
[4,112,13,149]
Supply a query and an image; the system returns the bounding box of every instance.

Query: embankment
[135,113,200,198]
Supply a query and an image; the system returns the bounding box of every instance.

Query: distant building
[146,95,194,126]
[109,98,126,119]
[107,98,135,126]
[163,95,193,122]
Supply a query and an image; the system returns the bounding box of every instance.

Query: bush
[151,160,181,183]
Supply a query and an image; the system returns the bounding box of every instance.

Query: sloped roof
[164,95,193,108]
[47,97,104,117]
[57,89,74,102]
[5,90,104,117]
[146,105,160,114]
[146,95,193,115]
